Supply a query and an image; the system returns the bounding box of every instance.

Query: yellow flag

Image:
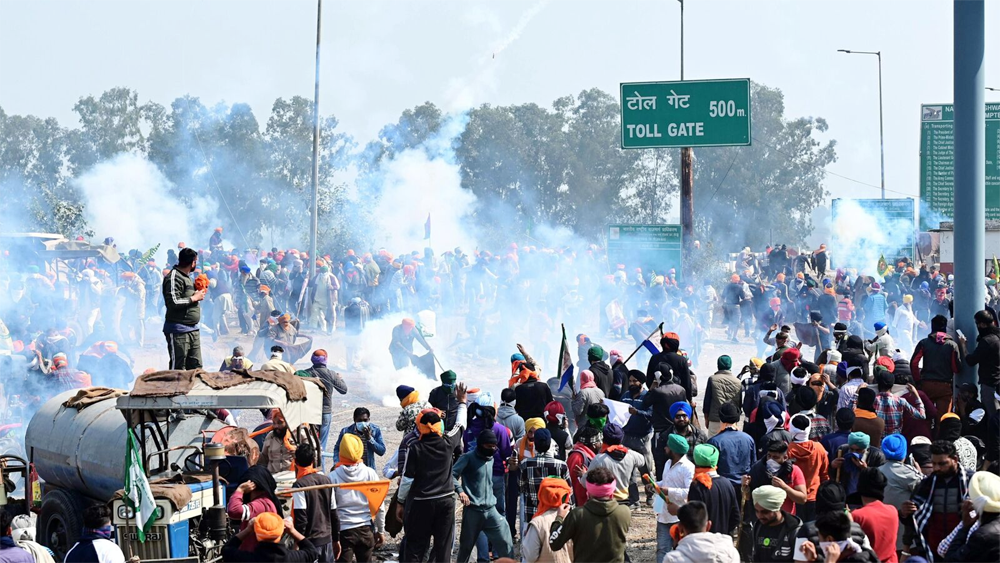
[336,479,391,519]
[877,254,888,276]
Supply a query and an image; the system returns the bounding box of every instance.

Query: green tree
[691,82,836,250]
[69,87,159,172]
[0,107,89,235]
[264,96,353,252]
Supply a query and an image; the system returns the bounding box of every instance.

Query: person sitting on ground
[662,501,741,563]
[221,512,318,563]
[220,345,253,371]
[548,466,630,562]
[64,505,126,563]
[260,345,294,374]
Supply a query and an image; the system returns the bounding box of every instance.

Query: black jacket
[590,361,613,398]
[402,431,463,502]
[795,521,879,563]
[966,326,1000,388]
[646,351,693,401]
[514,379,554,421]
[641,382,686,433]
[222,536,317,563]
[162,268,200,327]
[428,385,460,431]
[751,511,802,562]
[945,514,1000,562]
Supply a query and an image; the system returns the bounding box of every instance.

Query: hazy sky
[1,0,997,207]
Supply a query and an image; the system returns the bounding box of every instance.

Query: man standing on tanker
[163,247,205,370]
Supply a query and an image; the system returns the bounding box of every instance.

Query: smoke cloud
[828,198,916,275]
[75,153,217,261]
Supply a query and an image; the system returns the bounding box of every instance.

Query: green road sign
[831,198,915,262]
[620,78,751,149]
[918,103,1000,231]
[607,224,682,279]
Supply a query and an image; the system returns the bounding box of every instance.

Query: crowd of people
[2,231,1000,563]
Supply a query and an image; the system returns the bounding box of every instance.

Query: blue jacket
[620,392,653,437]
[332,424,386,469]
[708,427,757,487]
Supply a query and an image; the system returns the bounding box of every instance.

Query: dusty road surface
[118,309,764,562]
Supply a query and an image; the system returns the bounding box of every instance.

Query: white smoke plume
[75,153,217,262]
[828,198,916,276]
[368,114,479,254]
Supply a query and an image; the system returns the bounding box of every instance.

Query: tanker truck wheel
[38,489,84,560]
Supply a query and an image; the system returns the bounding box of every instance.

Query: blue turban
[762,399,784,420]
[881,434,907,461]
[511,353,525,363]
[669,401,693,420]
[874,322,886,331]
[239,265,251,274]
[602,423,624,445]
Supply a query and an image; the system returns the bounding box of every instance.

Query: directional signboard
[831,198,916,263]
[620,78,751,149]
[918,103,1000,231]
[607,224,682,279]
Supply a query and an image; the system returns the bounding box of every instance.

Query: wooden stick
[277,479,391,495]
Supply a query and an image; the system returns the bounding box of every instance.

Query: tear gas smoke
[828,198,916,275]
[75,153,218,262]
[368,114,479,254]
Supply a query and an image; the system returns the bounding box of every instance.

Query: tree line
[0,82,836,254]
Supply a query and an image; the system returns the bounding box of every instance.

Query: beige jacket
[522,509,573,563]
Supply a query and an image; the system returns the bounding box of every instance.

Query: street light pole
[308,0,322,281]
[678,0,694,264]
[838,49,885,199]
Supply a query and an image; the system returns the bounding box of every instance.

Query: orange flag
[337,480,391,519]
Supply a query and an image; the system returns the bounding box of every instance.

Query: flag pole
[622,322,664,365]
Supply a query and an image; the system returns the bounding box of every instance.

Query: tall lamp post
[838,49,885,199]
[678,0,694,263]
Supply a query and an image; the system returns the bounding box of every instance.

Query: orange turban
[534,477,572,519]
[253,512,284,543]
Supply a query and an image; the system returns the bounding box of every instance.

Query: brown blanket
[131,368,315,402]
[61,387,124,409]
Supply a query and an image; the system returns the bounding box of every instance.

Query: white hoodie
[662,532,740,563]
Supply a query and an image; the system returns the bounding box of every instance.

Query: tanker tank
[25,389,224,502]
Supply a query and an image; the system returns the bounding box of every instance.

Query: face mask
[629,385,642,394]
[819,540,850,555]
[442,383,455,392]
[356,421,369,432]
[766,459,781,474]
[476,446,497,460]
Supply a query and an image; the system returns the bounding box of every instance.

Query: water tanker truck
[19,370,324,562]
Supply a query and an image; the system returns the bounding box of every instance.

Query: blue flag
[642,339,660,355]
[558,325,574,392]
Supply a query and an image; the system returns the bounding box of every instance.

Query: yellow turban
[253,511,284,543]
[337,433,364,467]
[525,417,545,434]
[903,294,914,304]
